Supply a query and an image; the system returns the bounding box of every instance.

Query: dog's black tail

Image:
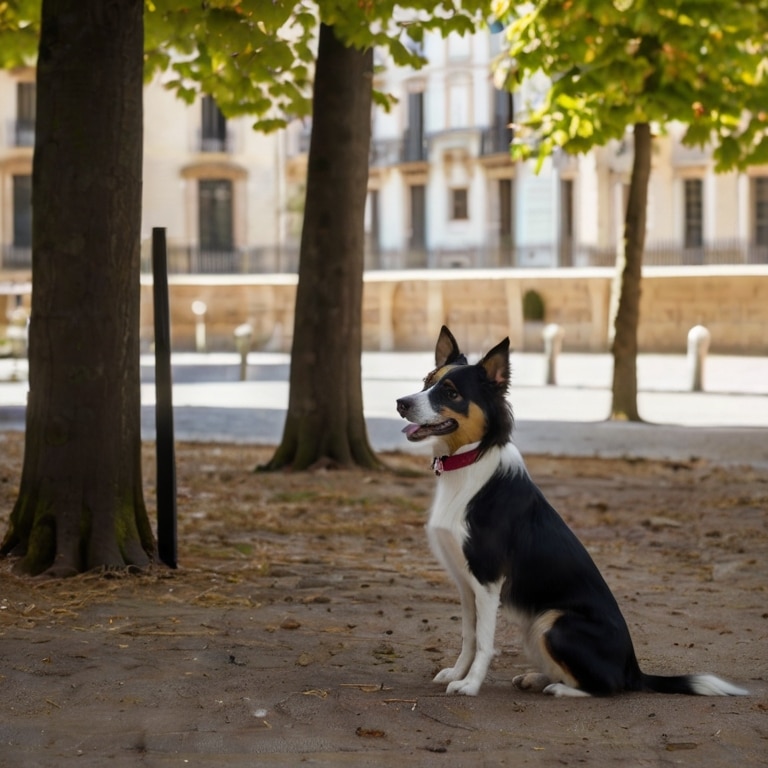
[641,673,748,696]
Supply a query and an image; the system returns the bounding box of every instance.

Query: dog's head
[396,326,513,456]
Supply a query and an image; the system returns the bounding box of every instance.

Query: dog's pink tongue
[402,424,421,437]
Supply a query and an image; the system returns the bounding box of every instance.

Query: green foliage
[144,0,491,130]
[2,1,492,130]
[144,0,316,127]
[496,0,768,171]
[0,0,40,67]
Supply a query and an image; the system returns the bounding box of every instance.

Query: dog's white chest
[426,450,499,556]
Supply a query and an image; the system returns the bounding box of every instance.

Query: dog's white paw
[543,682,591,698]
[446,677,481,696]
[433,667,464,684]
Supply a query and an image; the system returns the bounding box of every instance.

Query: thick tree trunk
[610,122,651,421]
[263,24,381,471]
[0,0,155,575]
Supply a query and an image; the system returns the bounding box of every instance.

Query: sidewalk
[1,351,767,465]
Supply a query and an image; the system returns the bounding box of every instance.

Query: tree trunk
[610,122,651,421]
[0,0,155,575]
[263,24,381,471]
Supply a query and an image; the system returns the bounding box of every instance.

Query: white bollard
[687,325,710,392]
[542,323,565,386]
[234,323,253,381]
[191,300,207,353]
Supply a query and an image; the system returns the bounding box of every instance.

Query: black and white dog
[396,326,748,698]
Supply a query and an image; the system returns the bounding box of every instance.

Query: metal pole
[152,227,178,568]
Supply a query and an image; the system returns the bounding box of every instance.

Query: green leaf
[496,0,768,168]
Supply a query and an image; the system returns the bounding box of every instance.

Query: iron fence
[6,240,767,276]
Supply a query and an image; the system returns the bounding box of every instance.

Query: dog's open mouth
[401,419,458,442]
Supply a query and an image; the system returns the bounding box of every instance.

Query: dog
[396,326,748,698]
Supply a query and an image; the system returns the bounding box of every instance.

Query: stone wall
[138,266,768,355]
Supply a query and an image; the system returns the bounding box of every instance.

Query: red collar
[432,447,481,476]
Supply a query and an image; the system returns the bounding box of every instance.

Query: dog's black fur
[397,326,749,697]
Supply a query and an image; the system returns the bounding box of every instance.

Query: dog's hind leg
[446,579,502,696]
[527,609,626,696]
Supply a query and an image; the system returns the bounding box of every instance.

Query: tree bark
[0,0,155,575]
[610,122,651,421]
[263,24,381,471]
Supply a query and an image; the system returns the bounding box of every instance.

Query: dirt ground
[0,431,766,767]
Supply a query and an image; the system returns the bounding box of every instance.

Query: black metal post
[152,227,178,568]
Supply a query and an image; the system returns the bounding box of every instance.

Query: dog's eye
[444,384,459,400]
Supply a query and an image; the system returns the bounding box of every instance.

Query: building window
[199,179,233,251]
[482,88,514,154]
[683,178,703,249]
[447,76,471,129]
[498,178,515,266]
[368,189,380,255]
[15,82,36,146]
[409,184,426,252]
[201,96,228,152]
[12,175,33,248]
[403,90,425,162]
[754,177,768,247]
[451,188,469,220]
[559,178,574,267]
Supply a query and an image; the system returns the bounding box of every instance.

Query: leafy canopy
[0,0,39,67]
[145,0,490,129]
[1,1,491,132]
[495,0,768,171]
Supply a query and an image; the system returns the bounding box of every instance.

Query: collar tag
[432,447,481,475]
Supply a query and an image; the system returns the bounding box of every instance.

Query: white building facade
[365,28,768,271]
[0,68,294,276]
[2,29,768,276]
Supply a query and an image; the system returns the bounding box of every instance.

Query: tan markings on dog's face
[438,400,486,454]
[423,364,461,390]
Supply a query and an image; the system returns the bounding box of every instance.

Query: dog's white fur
[425,442,521,695]
[400,328,749,698]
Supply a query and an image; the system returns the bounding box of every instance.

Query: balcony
[7,119,35,148]
[402,130,427,163]
[1,245,31,270]
[370,138,402,167]
[480,124,513,156]
[577,239,768,267]
[197,130,233,154]
[139,244,300,275]
[370,133,428,167]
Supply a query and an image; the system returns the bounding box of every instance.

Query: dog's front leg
[446,580,501,696]
[433,574,477,685]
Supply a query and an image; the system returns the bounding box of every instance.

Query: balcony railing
[8,240,766,276]
[369,134,428,167]
[7,119,35,147]
[196,130,233,153]
[1,245,31,270]
[480,125,512,156]
[402,130,427,163]
[139,244,300,275]
[370,138,403,167]
[577,239,768,268]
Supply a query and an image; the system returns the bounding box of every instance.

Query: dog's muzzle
[397,396,457,442]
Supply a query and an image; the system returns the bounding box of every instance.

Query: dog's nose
[396,398,410,418]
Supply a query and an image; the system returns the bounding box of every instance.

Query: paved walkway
[1,351,767,465]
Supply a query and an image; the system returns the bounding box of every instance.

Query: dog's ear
[479,337,510,389]
[435,326,467,367]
